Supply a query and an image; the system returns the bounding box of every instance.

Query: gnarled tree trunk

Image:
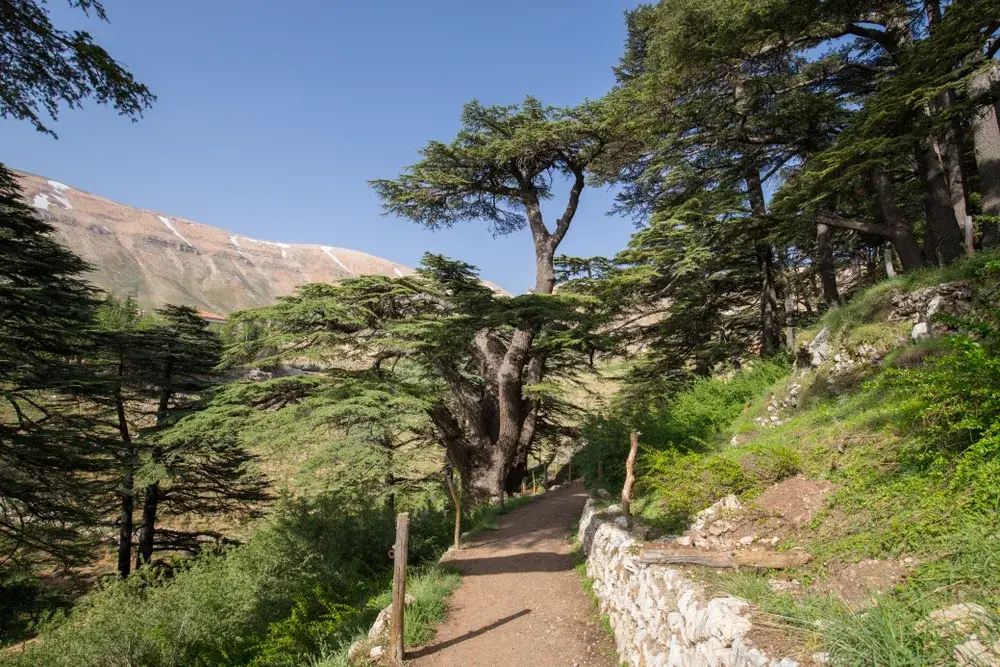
[873,171,925,271]
[971,65,1000,248]
[917,141,967,266]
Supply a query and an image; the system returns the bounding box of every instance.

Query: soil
[818,559,911,608]
[686,476,839,551]
[755,477,838,527]
[406,485,617,667]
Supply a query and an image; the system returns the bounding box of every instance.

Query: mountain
[15,170,421,316]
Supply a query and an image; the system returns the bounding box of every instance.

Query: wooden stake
[444,470,461,550]
[622,431,640,517]
[521,479,527,495]
[531,468,536,494]
[390,512,409,665]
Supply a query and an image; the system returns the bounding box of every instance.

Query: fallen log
[639,544,812,569]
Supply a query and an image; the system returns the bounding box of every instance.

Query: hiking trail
[407,485,616,667]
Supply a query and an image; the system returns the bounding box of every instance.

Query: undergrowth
[573,255,1000,665]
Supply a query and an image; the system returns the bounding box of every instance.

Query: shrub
[639,443,801,533]
[574,359,790,493]
[3,492,452,667]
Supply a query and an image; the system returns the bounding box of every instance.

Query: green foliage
[878,309,1000,458]
[369,97,608,236]
[311,566,461,667]
[0,0,155,136]
[640,443,801,533]
[573,359,790,496]
[3,491,455,667]
[0,163,108,566]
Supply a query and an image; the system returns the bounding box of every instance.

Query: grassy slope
[612,253,1000,665]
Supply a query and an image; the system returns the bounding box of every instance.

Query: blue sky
[4,1,639,294]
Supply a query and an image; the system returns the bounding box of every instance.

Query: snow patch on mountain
[321,246,355,275]
[158,215,194,247]
[46,181,73,209]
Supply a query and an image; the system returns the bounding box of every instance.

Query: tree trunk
[816,222,841,308]
[916,142,967,265]
[135,363,172,570]
[114,387,133,577]
[746,168,781,356]
[883,243,898,279]
[873,171,926,271]
[134,482,158,569]
[971,65,1000,248]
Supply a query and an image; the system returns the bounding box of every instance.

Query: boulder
[807,327,832,367]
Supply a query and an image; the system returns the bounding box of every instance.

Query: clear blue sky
[4,1,639,294]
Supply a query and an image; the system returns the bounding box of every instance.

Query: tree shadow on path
[405,609,532,659]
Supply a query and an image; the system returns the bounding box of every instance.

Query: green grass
[313,566,461,667]
[574,253,1000,664]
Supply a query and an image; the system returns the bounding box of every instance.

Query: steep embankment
[578,253,1000,666]
[15,170,417,315]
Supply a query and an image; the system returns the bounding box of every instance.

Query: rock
[811,652,831,665]
[576,493,800,667]
[368,606,392,640]
[596,488,612,500]
[369,645,384,660]
[767,579,801,593]
[807,327,832,367]
[405,593,416,605]
[614,515,630,528]
[347,641,364,662]
[691,494,742,532]
[738,536,755,546]
[926,603,991,636]
[708,520,734,536]
[911,321,931,341]
[955,639,1000,667]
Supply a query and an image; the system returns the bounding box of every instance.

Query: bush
[639,444,801,533]
[573,359,790,495]
[3,492,453,667]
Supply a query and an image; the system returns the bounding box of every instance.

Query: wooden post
[521,479,526,495]
[531,468,537,494]
[622,431,640,517]
[444,469,461,550]
[390,512,409,665]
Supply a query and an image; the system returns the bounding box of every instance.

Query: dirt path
[407,484,616,667]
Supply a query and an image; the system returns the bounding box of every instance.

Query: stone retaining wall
[578,498,800,667]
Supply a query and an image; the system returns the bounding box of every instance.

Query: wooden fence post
[390,512,409,665]
[531,467,537,494]
[622,431,640,517]
[444,469,461,550]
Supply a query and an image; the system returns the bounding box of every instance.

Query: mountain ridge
[15,169,445,315]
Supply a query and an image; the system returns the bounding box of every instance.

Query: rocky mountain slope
[16,170,419,316]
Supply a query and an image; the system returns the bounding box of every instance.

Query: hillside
[574,253,1000,665]
[15,170,418,315]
